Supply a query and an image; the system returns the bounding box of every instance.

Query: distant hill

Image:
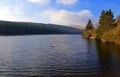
[0,21,83,35]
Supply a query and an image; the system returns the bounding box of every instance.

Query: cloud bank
[0,6,93,27]
[57,0,79,5]
[28,0,50,4]
[43,9,93,26]
[0,0,94,28]
[28,0,79,5]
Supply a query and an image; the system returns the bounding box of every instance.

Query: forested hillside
[0,21,82,35]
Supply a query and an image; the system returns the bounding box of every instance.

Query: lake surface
[0,35,120,77]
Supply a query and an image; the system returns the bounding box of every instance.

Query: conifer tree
[85,19,93,30]
[98,9,114,32]
[96,9,114,39]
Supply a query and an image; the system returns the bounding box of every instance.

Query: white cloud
[28,0,50,5]
[0,5,94,28]
[0,6,42,23]
[0,6,93,27]
[43,9,93,27]
[57,0,79,5]
[0,6,23,21]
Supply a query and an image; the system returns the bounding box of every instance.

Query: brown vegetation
[101,16,120,44]
[82,28,96,39]
[82,10,120,44]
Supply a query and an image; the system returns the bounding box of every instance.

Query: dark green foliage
[85,19,93,30]
[0,21,82,35]
[99,9,114,31]
[97,9,115,39]
[82,19,96,39]
[83,9,120,44]
[96,28,102,40]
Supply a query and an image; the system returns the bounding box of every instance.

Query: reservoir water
[0,35,120,77]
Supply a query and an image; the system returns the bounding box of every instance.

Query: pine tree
[96,9,114,39]
[98,9,114,32]
[85,19,93,30]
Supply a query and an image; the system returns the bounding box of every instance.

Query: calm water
[0,35,120,77]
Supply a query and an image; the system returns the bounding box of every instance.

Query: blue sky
[0,0,119,27]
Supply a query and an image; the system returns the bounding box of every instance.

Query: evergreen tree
[85,19,93,30]
[96,9,114,39]
[98,9,114,32]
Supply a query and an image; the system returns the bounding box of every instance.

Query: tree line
[83,9,120,43]
[0,21,82,35]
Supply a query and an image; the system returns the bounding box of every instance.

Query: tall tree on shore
[98,9,114,31]
[85,19,93,30]
[97,9,114,39]
[82,19,95,39]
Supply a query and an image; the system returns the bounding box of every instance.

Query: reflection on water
[96,41,120,76]
[0,35,119,77]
